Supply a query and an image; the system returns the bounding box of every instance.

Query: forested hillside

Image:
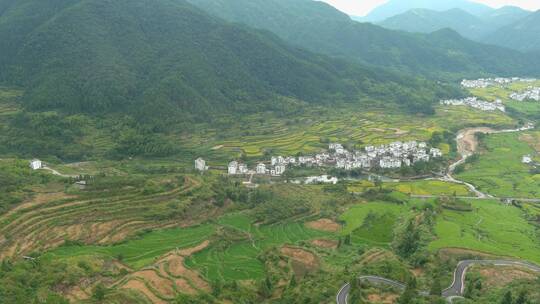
[187,0,540,79]
[0,0,461,160]
[0,0,455,118]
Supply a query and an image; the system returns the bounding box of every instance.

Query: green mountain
[481,10,540,52]
[0,0,429,119]
[0,0,460,160]
[378,6,531,42]
[359,0,494,22]
[186,0,540,79]
[379,8,483,38]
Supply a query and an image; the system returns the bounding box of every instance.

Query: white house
[430,148,443,158]
[228,161,238,175]
[256,163,267,174]
[522,155,533,164]
[30,159,42,170]
[194,158,207,171]
[274,165,286,176]
[238,163,249,174]
[380,157,401,169]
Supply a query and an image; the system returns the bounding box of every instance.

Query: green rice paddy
[187,213,331,281]
[339,202,408,245]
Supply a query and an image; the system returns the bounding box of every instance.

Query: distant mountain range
[188,0,540,78]
[354,0,494,22]
[377,5,539,51]
[482,10,540,52]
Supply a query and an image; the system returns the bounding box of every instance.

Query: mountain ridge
[187,0,540,79]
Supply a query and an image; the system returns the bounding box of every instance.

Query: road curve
[336,260,540,304]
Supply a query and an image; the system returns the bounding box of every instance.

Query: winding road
[440,123,535,198]
[336,260,540,304]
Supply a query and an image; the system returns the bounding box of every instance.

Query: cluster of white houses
[510,87,540,102]
[461,77,537,89]
[222,141,442,176]
[440,97,505,112]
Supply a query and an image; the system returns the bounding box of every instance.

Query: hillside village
[510,87,540,101]
[461,77,537,89]
[195,141,443,177]
[440,97,505,112]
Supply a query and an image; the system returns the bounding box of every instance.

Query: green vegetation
[0,159,54,214]
[188,213,330,280]
[44,224,215,269]
[456,132,540,198]
[429,199,540,263]
[340,201,408,245]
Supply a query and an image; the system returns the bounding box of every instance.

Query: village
[440,97,505,112]
[510,87,540,101]
[461,77,537,89]
[195,141,443,177]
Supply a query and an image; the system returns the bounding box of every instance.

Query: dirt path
[441,124,535,198]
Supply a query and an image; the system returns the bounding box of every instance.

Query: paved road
[336,260,540,304]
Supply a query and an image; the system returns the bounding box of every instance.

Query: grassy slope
[339,202,408,245]
[457,132,540,198]
[429,199,540,263]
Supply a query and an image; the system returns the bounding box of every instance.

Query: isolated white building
[522,155,533,164]
[30,159,42,170]
[194,158,207,171]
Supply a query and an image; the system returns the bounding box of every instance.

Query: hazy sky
[319,0,540,16]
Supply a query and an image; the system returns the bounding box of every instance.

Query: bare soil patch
[520,133,540,152]
[305,218,340,232]
[311,239,338,249]
[174,278,197,295]
[122,280,166,304]
[134,270,175,298]
[157,241,210,291]
[367,293,399,304]
[281,246,318,269]
[478,266,536,288]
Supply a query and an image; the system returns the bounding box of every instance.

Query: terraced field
[178,106,514,164]
[0,175,206,259]
[186,213,332,281]
[429,199,540,264]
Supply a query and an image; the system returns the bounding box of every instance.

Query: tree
[92,283,107,301]
[398,277,418,304]
[515,290,527,304]
[500,291,513,304]
[429,274,442,296]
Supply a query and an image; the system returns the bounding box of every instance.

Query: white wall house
[522,155,533,164]
[256,163,267,174]
[30,159,42,170]
[194,158,207,171]
[273,165,286,176]
[238,163,249,174]
[228,161,238,175]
